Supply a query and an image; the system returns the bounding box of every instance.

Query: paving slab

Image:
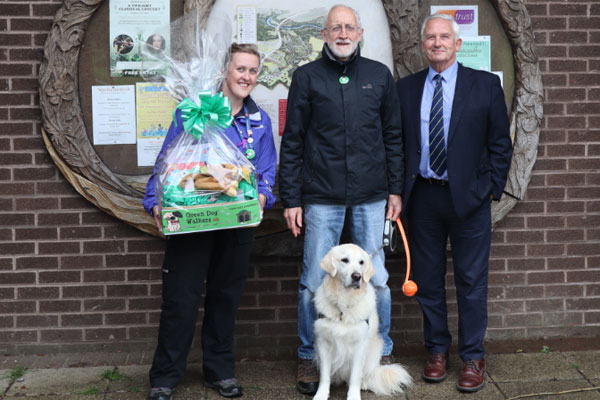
[3,396,104,400]
[234,360,297,389]
[0,355,37,370]
[2,350,600,400]
[498,379,600,399]
[104,393,147,400]
[487,352,582,382]
[4,366,108,397]
[0,369,10,394]
[28,353,72,369]
[105,365,148,396]
[563,351,600,379]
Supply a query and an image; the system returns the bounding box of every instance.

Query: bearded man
[278,4,404,395]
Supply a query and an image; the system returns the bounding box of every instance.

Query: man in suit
[396,13,512,392]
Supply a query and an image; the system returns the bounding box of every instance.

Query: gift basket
[142,11,261,235]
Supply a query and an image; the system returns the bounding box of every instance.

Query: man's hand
[283,207,303,237]
[152,205,162,231]
[386,194,402,221]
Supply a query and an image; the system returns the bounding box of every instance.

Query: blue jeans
[297,199,392,359]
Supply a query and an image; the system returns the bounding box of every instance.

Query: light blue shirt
[419,61,458,180]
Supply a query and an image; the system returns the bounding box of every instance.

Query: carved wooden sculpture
[39,0,542,240]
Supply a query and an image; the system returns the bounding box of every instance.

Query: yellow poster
[136,82,177,167]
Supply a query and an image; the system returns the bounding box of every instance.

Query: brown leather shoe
[422,353,449,382]
[296,357,319,395]
[457,359,486,392]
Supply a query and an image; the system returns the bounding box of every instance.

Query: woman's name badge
[339,76,350,85]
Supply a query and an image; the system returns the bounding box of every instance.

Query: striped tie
[429,74,446,176]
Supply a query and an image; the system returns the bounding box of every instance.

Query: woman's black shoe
[148,387,173,400]
[204,378,243,398]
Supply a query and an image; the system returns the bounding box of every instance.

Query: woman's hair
[229,42,260,61]
[146,34,166,50]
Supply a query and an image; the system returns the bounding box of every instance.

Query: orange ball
[402,280,418,296]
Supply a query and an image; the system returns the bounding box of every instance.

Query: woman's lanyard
[232,106,256,160]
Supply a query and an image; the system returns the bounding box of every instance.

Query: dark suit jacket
[396,64,513,219]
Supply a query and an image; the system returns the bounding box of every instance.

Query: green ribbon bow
[174,90,233,139]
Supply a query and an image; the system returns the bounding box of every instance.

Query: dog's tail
[363,364,413,396]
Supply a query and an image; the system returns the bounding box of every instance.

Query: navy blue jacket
[396,64,513,218]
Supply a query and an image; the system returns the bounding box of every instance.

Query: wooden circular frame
[39,0,542,237]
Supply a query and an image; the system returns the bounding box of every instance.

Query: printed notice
[136,82,177,166]
[237,6,257,43]
[430,5,478,37]
[457,36,491,71]
[109,0,170,77]
[92,85,136,145]
[492,71,504,88]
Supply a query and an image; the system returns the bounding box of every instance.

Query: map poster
[235,5,326,155]
[135,82,177,167]
[457,36,491,71]
[430,5,478,37]
[109,0,170,77]
[210,0,394,157]
[92,85,136,145]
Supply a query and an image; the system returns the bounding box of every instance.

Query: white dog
[313,244,412,400]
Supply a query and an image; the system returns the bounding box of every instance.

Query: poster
[492,71,504,88]
[430,5,478,37]
[209,0,394,156]
[136,82,177,166]
[92,85,136,145]
[457,36,491,71]
[109,0,170,77]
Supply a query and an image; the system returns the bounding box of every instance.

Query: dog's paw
[346,393,361,400]
[313,393,328,400]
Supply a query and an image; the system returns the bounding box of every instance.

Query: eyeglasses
[325,24,359,34]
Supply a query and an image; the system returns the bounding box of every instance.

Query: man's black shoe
[297,357,319,395]
[148,387,173,400]
[297,380,319,395]
[204,378,243,398]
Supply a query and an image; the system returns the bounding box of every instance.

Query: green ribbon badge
[174,90,233,139]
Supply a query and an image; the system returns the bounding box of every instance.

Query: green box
[161,198,260,235]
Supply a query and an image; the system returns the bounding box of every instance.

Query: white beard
[329,39,358,60]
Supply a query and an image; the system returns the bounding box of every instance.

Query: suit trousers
[149,228,255,389]
[407,178,490,361]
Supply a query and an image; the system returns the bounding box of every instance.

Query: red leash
[396,218,418,296]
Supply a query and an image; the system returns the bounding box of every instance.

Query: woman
[143,43,277,400]
[146,34,166,52]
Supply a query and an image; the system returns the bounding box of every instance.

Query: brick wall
[1,0,599,357]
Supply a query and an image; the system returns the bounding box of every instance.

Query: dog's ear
[363,256,375,283]
[320,249,337,277]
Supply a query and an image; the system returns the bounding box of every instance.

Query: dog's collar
[317,312,369,325]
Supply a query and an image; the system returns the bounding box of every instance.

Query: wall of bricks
[0,0,599,357]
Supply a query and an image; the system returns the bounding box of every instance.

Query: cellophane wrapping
[141,10,259,232]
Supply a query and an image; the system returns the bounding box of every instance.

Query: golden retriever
[313,244,412,400]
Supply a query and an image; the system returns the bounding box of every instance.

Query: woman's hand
[152,205,162,231]
[259,194,266,219]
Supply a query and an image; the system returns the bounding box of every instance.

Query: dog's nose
[351,272,361,282]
